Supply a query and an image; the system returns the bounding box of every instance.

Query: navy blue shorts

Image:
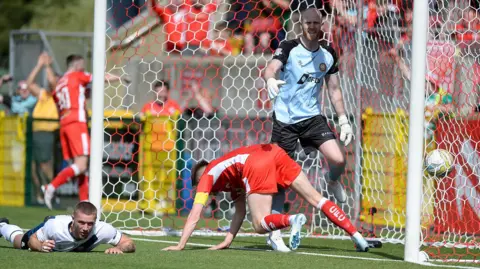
[20,216,55,250]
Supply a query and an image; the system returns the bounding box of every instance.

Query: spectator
[451,4,480,116]
[141,80,213,116]
[201,23,234,56]
[0,77,37,115]
[25,52,59,204]
[226,0,255,34]
[150,0,189,53]
[243,0,290,54]
[141,80,182,116]
[183,0,218,56]
[388,47,454,141]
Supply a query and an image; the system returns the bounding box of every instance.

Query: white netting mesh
[99,0,479,263]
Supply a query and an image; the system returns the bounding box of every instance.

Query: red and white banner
[434,119,480,234]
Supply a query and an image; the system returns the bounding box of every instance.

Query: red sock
[260,214,291,232]
[319,199,357,236]
[51,165,80,189]
[78,174,89,201]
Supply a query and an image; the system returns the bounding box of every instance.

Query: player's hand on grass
[338,115,353,146]
[105,247,124,254]
[208,240,231,250]
[266,78,286,101]
[41,240,55,253]
[162,245,184,251]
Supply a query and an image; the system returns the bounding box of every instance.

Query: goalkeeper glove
[266,78,286,101]
[338,115,353,146]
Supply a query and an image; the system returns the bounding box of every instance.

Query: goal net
[97,0,479,263]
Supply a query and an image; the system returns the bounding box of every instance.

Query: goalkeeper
[263,8,353,252]
[163,144,369,252]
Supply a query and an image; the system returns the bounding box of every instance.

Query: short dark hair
[191,160,209,187]
[154,80,170,91]
[74,201,98,216]
[66,54,84,67]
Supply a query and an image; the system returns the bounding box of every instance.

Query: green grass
[0,206,478,269]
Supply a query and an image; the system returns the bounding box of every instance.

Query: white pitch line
[131,237,479,269]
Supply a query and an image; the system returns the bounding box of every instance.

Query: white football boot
[266,230,291,252]
[288,214,307,250]
[42,184,55,210]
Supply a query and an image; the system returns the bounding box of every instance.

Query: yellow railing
[361,108,436,228]
[1,110,180,214]
[99,111,180,214]
[0,112,28,206]
[360,108,408,227]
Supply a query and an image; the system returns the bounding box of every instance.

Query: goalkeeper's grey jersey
[271,38,339,124]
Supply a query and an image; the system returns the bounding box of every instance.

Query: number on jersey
[56,87,71,110]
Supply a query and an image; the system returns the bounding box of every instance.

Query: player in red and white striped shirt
[43,55,124,209]
[163,144,369,252]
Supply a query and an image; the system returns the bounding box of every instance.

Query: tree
[0,0,93,69]
[0,1,36,64]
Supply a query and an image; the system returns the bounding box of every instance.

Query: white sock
[1,224,23,244]
[288,215,296,225]
[47,183,56,192]
[316,197,328,210]
[351,232,363,241]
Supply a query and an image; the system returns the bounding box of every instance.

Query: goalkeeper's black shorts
[270,113,337,159]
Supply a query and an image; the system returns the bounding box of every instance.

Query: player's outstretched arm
[105,234,136,254]
[326,74,353,146]
[28,232,55,253]
[26,53,47,97]
[264,59,286,100]
[209,196,246,250]
[163,203,204,251]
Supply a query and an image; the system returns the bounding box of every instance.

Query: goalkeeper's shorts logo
[329,207,346,221]
[297,74,322,84]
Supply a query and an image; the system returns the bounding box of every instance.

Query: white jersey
[35,215,122,252]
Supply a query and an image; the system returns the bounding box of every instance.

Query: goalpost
[404,0,428,263]
[90,0,479,265]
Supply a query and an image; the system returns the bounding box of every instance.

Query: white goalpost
[90,0,107,216]
[404,0,428,263]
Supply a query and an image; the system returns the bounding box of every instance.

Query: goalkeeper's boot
[267,230,291,253]
[42,184,55,210]
[328,180,347,204]
[352,232,369,252]
[0,218,9,238]
[288,214,306,250]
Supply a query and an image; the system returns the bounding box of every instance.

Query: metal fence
[9,30,92,94]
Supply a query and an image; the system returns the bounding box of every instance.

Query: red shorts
[60,122,90,160]
[243,144,301,195]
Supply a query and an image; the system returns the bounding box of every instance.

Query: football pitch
[0,206,478,269]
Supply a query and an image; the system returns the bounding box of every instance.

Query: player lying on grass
[0,201,135,254]
[163,144,369,252]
